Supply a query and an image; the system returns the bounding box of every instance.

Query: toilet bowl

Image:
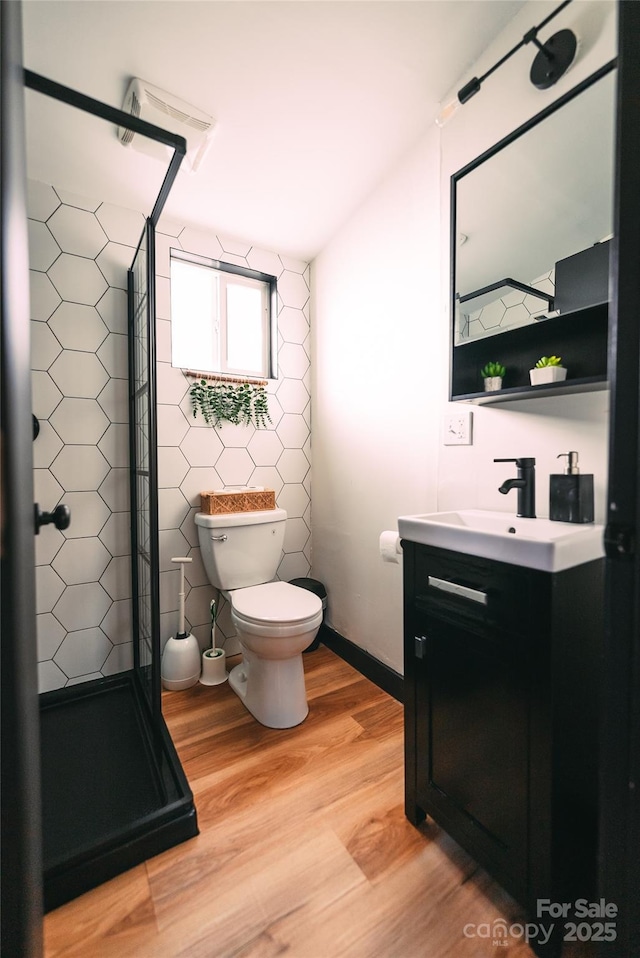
[195,509,323,728]
[228,581,323,728]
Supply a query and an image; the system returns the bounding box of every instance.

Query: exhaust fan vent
[119,88,140,145]
[118,78,216,173]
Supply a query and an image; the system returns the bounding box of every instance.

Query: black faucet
[494,457,536,518]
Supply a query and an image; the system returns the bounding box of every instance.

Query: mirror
[453,64,616,346]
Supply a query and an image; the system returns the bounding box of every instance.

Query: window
[170,249,277,379]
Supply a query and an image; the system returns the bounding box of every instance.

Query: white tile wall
[30,178,313,685]
[48,253,108,304]
[49,302,108,352]
[29,181,138,692]
[155,218,312,655]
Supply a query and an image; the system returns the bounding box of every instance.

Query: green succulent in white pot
[481,361,506,392]
[529,355,567,386]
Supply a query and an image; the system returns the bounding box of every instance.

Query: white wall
[311,0,616,675]
[311,127,443,673]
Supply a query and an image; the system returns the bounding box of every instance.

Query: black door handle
[34,503,71,534]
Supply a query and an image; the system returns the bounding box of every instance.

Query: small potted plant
[529,355,567,386]
[480,361,506,392]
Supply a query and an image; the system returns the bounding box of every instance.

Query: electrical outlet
[443,410,473,445]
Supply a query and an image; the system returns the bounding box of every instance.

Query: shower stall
[23,70,198,911]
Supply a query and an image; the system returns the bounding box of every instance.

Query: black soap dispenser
[549,451,594,523]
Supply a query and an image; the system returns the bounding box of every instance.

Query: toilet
[195,508,323,728]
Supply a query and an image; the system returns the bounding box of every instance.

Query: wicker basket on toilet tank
[200,489,276,515]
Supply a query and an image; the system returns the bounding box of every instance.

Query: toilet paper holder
[379,531,403,564]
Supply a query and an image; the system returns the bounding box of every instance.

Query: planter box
[529,366,567,386]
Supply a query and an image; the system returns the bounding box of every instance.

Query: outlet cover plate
[443,410,473,445]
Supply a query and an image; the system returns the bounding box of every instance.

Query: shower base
[39,671,198,912]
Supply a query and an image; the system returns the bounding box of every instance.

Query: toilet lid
[231,581,322,625]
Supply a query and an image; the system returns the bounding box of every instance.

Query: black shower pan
[40,671,198,912]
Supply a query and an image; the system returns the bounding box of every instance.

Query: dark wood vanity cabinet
[403,540,604,917]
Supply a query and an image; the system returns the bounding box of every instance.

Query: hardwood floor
[44,648,545,957]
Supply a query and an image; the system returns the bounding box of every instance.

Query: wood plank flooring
[44,648,565,957]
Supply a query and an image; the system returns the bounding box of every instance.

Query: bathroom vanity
[401,530,604,923]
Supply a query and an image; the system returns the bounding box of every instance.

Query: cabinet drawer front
[427,575,488,605]
[414,547,541,639]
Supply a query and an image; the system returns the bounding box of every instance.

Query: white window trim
[170,247,278,380]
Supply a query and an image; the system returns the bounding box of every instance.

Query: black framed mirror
[450,60,617,401]
[453,60,616,345]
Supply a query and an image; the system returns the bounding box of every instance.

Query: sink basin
[397,509,605,572]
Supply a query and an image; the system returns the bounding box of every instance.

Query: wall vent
[118,78,216,173]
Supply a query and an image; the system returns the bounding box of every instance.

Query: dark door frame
[1,1,44,954]
[599,2,640,953]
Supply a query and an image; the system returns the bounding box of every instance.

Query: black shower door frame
[128,221,162,721]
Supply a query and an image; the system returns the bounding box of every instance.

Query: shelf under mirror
[450,302,608,403]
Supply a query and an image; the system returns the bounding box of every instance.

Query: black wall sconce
[437,0,578,126]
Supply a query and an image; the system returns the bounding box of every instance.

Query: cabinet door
[415,612,529,899]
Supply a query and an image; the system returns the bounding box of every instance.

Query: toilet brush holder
[161,633,202,690]
[161,556,201,690]
[200,648,228,686]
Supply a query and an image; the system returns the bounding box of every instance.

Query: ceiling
[22,0,524,261]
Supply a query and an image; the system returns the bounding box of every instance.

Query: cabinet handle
[427,576,488,605]
[414,636,427,659]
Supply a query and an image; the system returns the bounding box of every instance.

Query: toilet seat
[231,581,323,636]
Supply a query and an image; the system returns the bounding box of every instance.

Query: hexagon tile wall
[154,221,312,657]
[29,179,312,691]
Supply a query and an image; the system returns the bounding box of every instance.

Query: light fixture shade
[436,77,481,127]
[435,96,461,127]
[530,29,578,90]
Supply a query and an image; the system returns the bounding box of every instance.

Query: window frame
[170,247,278,380]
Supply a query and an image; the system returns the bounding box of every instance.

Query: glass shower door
[129,221,161,721]
[21,64,195,912]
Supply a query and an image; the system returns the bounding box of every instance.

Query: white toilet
[195,508,323,728]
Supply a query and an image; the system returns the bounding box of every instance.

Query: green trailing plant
[480,361,506,379]
[535,355,563,368]
[189,379,272,429]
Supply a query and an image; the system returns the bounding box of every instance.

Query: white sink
[397,509,605,572]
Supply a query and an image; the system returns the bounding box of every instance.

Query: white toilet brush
[161,557,201,690]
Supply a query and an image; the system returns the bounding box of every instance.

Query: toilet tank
[195,508,287,590]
